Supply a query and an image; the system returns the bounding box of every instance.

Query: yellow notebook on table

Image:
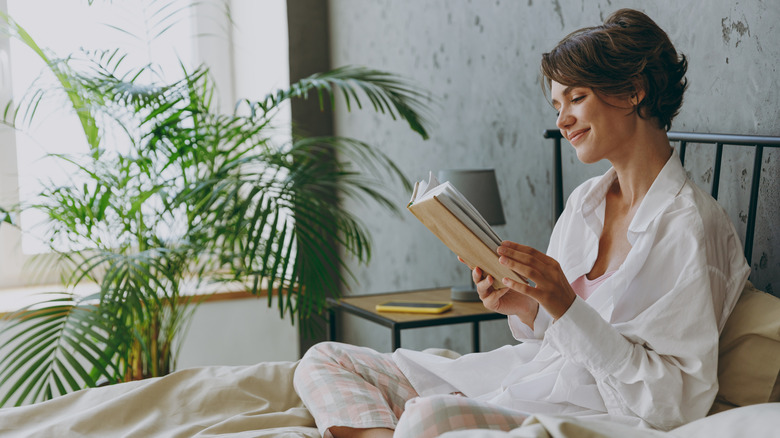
[407,172,528,287]
[375,300,453,314]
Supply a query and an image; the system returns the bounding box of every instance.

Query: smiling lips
[567,128,590,144]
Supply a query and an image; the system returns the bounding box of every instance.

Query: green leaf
[253,66,432,140]
[0,206,16,227]
[0,293,120,406]
[1,0,432,401]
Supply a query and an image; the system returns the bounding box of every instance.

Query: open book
[407,172,527,287]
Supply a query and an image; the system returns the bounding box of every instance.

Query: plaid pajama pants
[293,342,528,437]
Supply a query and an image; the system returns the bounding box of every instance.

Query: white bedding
[0,359,777,437]
[0,361,318,437]
[440,403,780,438]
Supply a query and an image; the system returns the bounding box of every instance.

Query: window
[0,0,289,289]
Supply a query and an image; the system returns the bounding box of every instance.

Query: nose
[556,106,574,130]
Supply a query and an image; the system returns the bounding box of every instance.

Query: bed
[0,131,778,437]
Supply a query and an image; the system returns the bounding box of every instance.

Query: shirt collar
[628,149,687,235]
[578,168,617,236]
[576,150,687,238]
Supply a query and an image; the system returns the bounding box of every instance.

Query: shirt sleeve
[507,180,594,343]
[538,161,748,430]
[507,308,552,341]
[544,269,724,430]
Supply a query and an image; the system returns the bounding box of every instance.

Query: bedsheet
[0,361,319,437]
[0,359,777,437]
[439,403,780,438]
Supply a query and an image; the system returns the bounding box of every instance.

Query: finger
[501,279,541,302]
[480,284,509,306]
[499,242,558,267]
[476,274,494,297]
[472,266,483,284]
[498,255,544,286]
[506,279,574,320]
[501,276,525,292]
[497,248,559,287]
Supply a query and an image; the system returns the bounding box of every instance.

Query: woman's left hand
[496,241,577,320]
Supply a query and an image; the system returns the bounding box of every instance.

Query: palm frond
[0,11,102,151]
[1,0,431,406]
[244,65,432,140]
[0,206,16,226]
[0,293,119,407]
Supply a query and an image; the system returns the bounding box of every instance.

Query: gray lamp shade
[437,169,506,226]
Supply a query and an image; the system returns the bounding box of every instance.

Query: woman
[294,9,750,437]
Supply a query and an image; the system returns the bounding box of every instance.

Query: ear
[630,90,645,106]
[630,79,647,106]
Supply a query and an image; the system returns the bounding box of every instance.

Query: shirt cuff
[545,297,633,379]
[508,307,552,341]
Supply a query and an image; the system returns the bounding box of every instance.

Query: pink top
[570,270,616,300]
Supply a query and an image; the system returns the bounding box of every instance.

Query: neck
[609,124,672,209]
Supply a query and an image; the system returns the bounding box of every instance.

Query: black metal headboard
[543,129,780,267]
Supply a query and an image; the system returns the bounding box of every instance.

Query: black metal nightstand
[327,287,507,351]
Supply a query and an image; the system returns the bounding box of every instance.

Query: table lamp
[437,169,506,301]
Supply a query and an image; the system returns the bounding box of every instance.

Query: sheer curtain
[0,0,289,288]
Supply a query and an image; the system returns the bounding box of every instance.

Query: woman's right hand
[462,258,539,328]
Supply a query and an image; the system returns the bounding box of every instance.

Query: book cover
[407,172,527,287]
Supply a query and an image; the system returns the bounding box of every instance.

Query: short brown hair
[541,9,688,131]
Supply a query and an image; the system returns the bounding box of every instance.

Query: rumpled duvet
[0,360,777,437]
[0,361,318,437]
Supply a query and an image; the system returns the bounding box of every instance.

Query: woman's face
[550,80,639,164]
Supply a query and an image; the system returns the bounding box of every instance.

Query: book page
[441,185,501,244]
[409,172,502,249]
[408,171,441,205]
[408,172,528,286]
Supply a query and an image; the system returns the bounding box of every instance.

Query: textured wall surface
[326,0,779,353]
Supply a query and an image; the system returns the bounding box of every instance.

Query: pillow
[709,281,780,414]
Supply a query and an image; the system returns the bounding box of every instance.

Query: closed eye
[556,96,584,116]
[553,90,586,117]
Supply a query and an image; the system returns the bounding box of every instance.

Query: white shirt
[392,151,750,430]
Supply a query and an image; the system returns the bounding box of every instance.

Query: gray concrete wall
[325,0,780,354]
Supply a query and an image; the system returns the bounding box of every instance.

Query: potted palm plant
[0,9,430,406]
